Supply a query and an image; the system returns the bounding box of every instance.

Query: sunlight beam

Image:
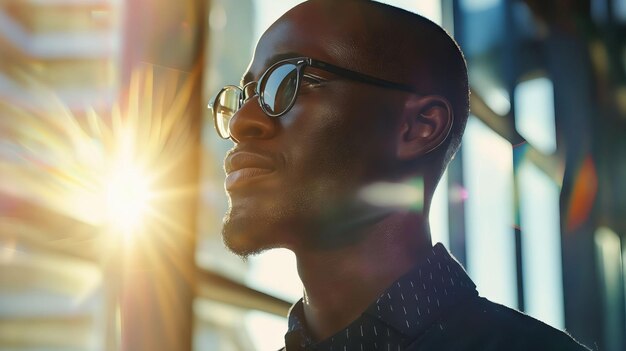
[105,163,153,238]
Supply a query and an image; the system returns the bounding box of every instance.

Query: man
[210,0,590,350]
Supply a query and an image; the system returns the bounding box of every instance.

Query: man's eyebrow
[241,52,302,85]
[265,52,302,67]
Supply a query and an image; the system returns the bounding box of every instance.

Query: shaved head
[274,0,470,171]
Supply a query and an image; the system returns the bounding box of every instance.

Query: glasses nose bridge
[228,81,277,141]
[241,81,258,105]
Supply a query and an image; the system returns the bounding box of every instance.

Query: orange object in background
[565,154,598,232]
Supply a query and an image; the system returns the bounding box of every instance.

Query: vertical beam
[502,0,525,313]
[116,1,206,351]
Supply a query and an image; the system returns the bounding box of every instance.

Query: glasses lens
[260,63,298,116]
[213,87,241,138]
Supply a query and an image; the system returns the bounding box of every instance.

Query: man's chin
[221,214,276,259]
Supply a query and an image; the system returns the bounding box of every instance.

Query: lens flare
[359,178,424,211]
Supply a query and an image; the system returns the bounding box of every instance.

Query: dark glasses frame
[209,56,420,139]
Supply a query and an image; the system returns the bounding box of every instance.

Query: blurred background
[0,0,625,350]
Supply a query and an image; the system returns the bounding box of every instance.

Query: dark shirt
[282,243,590,351]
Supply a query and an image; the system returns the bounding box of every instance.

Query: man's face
[221,2,407,255]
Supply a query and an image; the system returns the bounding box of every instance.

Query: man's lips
[224,150,277,190]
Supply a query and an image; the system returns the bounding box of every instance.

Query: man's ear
[397,95,453,161]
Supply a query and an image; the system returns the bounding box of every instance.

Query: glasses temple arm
[307,59,418,94]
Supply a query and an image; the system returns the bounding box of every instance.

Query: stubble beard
[220,184,333,258]
[221,206,270,259]
[220,198,304,259]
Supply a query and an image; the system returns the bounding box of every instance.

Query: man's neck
[292,211,431,341]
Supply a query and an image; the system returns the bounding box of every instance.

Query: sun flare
[105,163,153,237]
[0,63,199,285]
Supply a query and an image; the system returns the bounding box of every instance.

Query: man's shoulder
[409,295,591,351]
[460,297,587,343]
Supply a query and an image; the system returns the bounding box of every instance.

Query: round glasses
[208,57,419,139]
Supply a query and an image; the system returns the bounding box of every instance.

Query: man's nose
[228,98,277,142]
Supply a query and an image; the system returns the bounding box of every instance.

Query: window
[514,77,557,154]
[462,117,518,308]
[518,160,564,328]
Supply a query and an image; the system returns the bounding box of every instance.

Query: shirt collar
[363,243,477,338]
[285,243,477,350]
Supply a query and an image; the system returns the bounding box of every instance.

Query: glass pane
[483,85,511,116]
[514,77,557,154]
[245,249,301,350]
[460,0,501,12]
[462,117,517,308]
[244,311,288,351]
[252,0,306,42]
[246,249,302,302]
[519,160,564,329]
[616,0,626,23]
[595,227,624,351]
